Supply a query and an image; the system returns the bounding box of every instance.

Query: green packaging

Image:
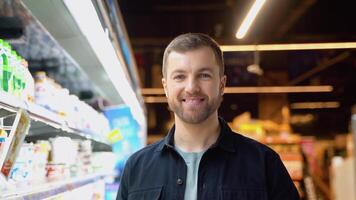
[2,41,12,93]
[0,39,4,90]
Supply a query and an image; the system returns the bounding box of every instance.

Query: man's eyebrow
[171,69,186,74]
[197,67,214,72]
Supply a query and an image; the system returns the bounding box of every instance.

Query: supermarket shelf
[0,91,109,146]
[0,172,112,200]
[262,137,301,145]
[0,92,25,118]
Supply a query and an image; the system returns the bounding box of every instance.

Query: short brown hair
[162,33,224,78]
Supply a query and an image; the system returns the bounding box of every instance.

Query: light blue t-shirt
[175,147,205,200]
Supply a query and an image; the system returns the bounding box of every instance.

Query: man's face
[162,47,226,124]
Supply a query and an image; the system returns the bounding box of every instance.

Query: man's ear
[162,78,168,97]
[220,75,226,96]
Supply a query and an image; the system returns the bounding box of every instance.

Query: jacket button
[176,178,183,185]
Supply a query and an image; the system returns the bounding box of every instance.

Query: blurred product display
[228,110,356,199]
[33,71,111,134]
[0,42,118,199]
[0,0,144,199]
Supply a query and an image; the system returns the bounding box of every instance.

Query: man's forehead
[166,48,218,72]
[168,46,214,57]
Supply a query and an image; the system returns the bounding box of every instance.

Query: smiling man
[117,33,300,200]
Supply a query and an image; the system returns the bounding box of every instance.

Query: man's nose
[185,77,200,94]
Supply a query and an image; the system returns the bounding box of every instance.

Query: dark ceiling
[118,0,356,137]
[120,0,356,44]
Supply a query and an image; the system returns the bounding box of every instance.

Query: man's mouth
[181,97,205,106]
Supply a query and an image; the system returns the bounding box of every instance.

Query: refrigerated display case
[0,0,145,199]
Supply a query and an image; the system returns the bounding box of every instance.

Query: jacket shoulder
[125,138,165,164]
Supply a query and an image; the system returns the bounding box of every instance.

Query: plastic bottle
[35,71,50,109]
[10,50,20,97]
[0,39,4,90]
[21,58,34,102]
[16,55,23,98]
[2,42,12,93]
[17,55,25,99]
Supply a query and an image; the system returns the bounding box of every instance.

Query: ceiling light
[221,42,356,52]
[236,0,267,39]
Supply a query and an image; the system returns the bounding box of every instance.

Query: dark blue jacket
[117,118,300,200]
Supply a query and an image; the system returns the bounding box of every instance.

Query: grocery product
[1,41,12,92]
[10,51,20,97]
[9,143,34,182]
[32,141,51,181]
[8,50,17,95]
[0,39,4,90]
[34,71,51,110]
[0,39,34,102]
[32,72,110,136]
[21,58,34,102]
[0,109,30,179]
[0,129,7,159]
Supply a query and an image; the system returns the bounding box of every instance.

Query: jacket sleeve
[116,160,131,200]
[266,150,300,200]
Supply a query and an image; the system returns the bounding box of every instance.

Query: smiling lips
[181,96,205,107]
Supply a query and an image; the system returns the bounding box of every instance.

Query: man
[117,33,300,200]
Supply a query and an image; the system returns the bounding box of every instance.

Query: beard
[167,92,222,124]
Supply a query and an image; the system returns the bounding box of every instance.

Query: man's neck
[174,113,220,152]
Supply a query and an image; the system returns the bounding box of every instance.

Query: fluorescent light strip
[63,0,144,123]
[141,86,333,95]
[236,0,267,39]
[291,101,340,109]
[221,42,356,52]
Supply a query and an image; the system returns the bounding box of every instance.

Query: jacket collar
[156,117,236,153]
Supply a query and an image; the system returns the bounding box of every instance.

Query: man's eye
[173,75,185,80]
[200,73,211,79]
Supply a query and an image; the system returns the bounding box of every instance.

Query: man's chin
[178,113,210,124]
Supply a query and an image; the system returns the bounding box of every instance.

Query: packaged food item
[31,70,110,138]
[0,129,7,157]
[0,39,4,90]
[46,163,66,180]
[1,41,12,93]
[77,140,93,174]
[9,143,34,182]
[0,109,30,179]
[21,58,34,102]
[10,51,21,98]
[8,50,18,96]
[0,40,32,99]
[34,71,50,109]
[31,141,51,181]
[50,137,78,165]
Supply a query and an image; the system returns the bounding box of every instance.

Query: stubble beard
[167,94,222,124]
